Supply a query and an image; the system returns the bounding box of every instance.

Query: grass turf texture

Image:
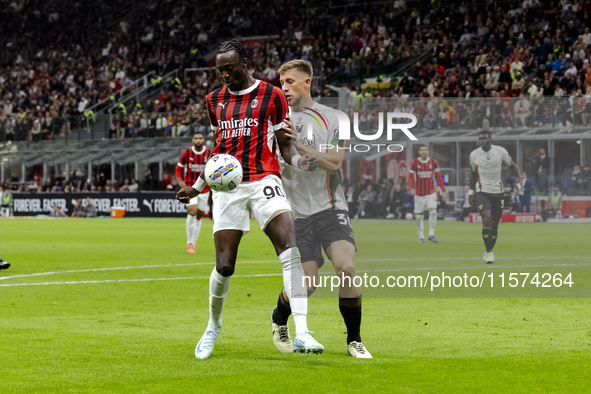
[1,218,590,392]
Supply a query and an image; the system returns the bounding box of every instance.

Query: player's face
[216,51,248,91]
[478,133,492,151]
[279,68,311,106]
[418,146,429,159]
[192,133,205,149]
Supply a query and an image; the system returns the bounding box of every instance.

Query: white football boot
[271,312,293,353]
[293,331,324,354]
[347,341,373,359]
[195,326,221,360]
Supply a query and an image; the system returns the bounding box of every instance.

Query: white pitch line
[1,262,590,288]
[1,256,589,283]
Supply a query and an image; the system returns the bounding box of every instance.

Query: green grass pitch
[1,218,590,392]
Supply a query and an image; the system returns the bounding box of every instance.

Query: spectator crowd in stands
[1,0,591,198]
[2,0,591,141]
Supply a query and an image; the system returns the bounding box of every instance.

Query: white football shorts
[414,192,437,213]
[212,174,292,234]
[187,192,210,213]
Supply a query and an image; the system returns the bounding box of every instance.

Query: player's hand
[176,187,199,204]
[410,188,416,196]
[282,120,302,147]
[299,154,318,172]
[441,191,447,202]
[469,195,476,208]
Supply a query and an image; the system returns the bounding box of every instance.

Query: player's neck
[291,97,315,112]
[193,146,205,153]
[418,156,430,163]
[237,75,257,91]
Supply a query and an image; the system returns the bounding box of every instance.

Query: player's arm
[510,163,522,189]
[282,119,342,173]
[408,162,416,196]
[177,96,215,203]
[176,153,187,188]
[468,169,478,208]
[434,162,446,201]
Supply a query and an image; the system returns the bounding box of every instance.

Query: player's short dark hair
[418,144,428,149]
[478,130,491,137]
[217,39,254,68]
[193,130,204,137]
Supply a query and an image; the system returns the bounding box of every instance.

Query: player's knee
[216,264,234,277]
[307,285,317,296]
[336,263,356,284]
[196,210,204,220]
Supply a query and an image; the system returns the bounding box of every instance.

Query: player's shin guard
[207,268,231,329]
[278,247,308,336]
[339,296,363,344]
[482,227,493,253]
[428,210,437,237]
[416,214,424,239]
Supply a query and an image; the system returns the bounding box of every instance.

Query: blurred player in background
[274,59,372,358]
[469,131,522,264]
[408,145,446,243]
[176,40,323,359]
[176,131,211,254]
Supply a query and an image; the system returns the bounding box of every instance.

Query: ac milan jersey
[178,146,211,191]
[206,79,289,182]
[408,157,445,196]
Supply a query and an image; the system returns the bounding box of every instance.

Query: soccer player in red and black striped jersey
[175,131,211,254]
[408,144,447,243]
[176,40,322,359]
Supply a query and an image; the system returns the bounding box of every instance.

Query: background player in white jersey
[469,130,522,264]
[176,40,322,359]
[273,59,372,358]
[175,131,211,254]
[408,144,446,243]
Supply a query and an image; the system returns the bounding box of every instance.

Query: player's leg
[255,176,322,353]
[427,193,439,243]
[0,248,8,270]
[185,197,200,254]
[272,215,321,353]
[414,196,426,242]
[476,193,495,263]
[194,188,249,359]
[488,195,504,260]
[326,240,372,358]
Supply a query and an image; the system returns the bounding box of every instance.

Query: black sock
[491,229,498,250]
[482,227,493,252]
[272,289,291,325]
[339,296,362,344]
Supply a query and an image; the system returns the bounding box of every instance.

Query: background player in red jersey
[175,131,211,254]
[176,40,322,359]
[408,144,447,243]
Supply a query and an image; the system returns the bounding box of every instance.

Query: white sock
[428,211,437,237]
[416,214,424,239]
[207,268,231,329]
[186,214,202,245]
[279,247,308,335]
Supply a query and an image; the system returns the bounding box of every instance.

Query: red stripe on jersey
[179,147,211,192]
[206,80,288,182]
[409,158,442,196]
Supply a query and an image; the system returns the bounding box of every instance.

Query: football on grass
[204,154,243,192]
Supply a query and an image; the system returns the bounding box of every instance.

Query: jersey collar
[228,79,260,95]
[192,146,206,155]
